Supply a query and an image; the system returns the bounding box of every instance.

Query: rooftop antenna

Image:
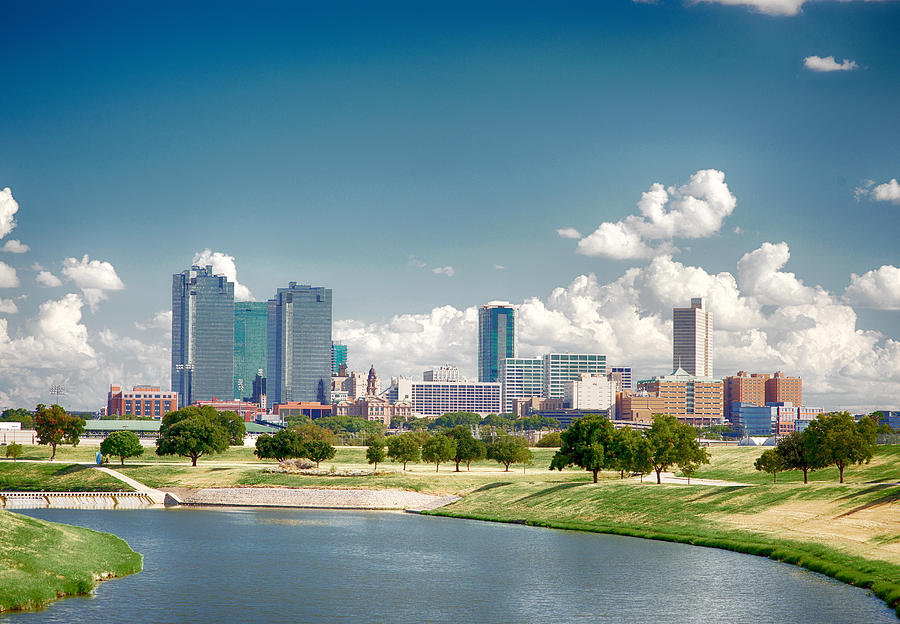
[49,384,66,405]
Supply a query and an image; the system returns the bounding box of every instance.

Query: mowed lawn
[0,463,134,492]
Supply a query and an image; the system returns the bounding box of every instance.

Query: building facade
[616,392,670,423]
[172,265,235,407]
[234,301,268,400]
[107,385,178,418]
[637,368,724,426]
[409,381,502,418]
[423,365,461,382]
[333,396,413,427]
[542,353,607,399]
[609,366,633,392]
[673,297,713,377]
[765,372,802,406]
[564,374,614,410]
[499,357,544,414]
[478,302,517,382]
[272,401,333,420]
[267,282,333,405]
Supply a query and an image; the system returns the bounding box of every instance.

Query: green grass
[694,444,900,485]
[0,464,135,492]
[0,510,143,613]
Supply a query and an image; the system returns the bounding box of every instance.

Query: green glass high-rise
[478,302,517,382]
[234,302,268,400]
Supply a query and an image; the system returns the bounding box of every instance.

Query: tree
[431,412,482,430]
[535,432,562,447]
[217,410,247,446]
[386,433,421,470]
[255,429,306,462]
[754,449,784,483]
[421,435,457,472]
[549,414,616,482]
[1,408,33,429]
[293,422,337,445]
[644,414,710,484]
[34,403,85,461]
[488,437,533,472]
[446,426,486,471]
[304,440,336,468]
[100,431,145,466]
[366,436,386,472]
[610,426,652,479]
[156,407,229,466]
[5,442,23,460]
[775,430,820,483]
[807,412,877,483]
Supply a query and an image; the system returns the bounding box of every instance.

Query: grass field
[0,464,135,492]
[0,510,142,613]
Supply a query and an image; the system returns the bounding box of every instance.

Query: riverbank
[425,478,900,618]
[0,509,142,613]
[172,486,458,510]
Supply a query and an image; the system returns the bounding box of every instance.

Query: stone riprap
[177,487,459,511]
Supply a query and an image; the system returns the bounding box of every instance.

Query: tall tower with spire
[366,365,379,397]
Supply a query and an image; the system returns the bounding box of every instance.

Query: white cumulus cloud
[803,55,859,72]
[0,293,171,410]
[843,265,900,310]
[61,255,125,311]
[431,266,455,277]
[0,298,18,314]
[2,240,29,253]
[556,227,582,239]
[0,262,19,288]
[737,242,820,307]
[192,249,252,301]
[135,309,173,332]
[872,179,900,203]
[575,169,736,259]
[35,270,63,287]
[0,188,19,240]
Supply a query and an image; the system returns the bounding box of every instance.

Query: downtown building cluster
[101,264,827,436]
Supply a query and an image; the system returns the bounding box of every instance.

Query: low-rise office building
[107,385,178,419]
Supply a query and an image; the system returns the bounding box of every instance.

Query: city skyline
[0,1,898,411]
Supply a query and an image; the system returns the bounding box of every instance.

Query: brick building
[107,385,178,419]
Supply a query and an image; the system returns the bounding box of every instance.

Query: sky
[0,0,898,412]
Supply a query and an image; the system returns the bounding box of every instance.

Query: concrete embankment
[0,491,155,509]
[175,487,459,511]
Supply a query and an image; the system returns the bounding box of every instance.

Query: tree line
[550,413,709,483]
[754,411,879,483]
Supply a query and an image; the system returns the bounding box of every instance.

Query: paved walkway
[92,466,174,505]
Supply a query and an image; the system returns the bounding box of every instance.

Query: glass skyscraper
[331,342,348,375]
[478,302,517,382]
[172,266,235,408]
[267,282,333,405]
[541,353,607,399]
[234,302,268,400]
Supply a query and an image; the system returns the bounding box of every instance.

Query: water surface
[9,508,895,623]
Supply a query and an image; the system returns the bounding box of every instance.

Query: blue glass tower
[234,302,268,400]
[172,266,235,407]
[267,282,332,405]
[332,342,348,375]
[478,302,517,382]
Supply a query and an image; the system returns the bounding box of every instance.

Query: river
[8,508,896,623]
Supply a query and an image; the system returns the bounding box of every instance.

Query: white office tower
[564,374,614,410]
[672,297,713,377]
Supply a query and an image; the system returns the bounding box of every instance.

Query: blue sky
[0,0,898,410]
